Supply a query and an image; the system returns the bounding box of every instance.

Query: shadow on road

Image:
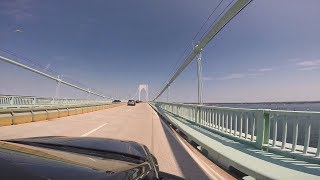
[156,113,212,180]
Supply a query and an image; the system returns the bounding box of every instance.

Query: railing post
[255,110,270,149]
[281,116,288,150]
[51,98,55,105]
[303,117,311,154]
[10,97,14,106]
[196,106,200,125]
[316,127,320,157]
[177,106,180,116]
[292,117,299,152]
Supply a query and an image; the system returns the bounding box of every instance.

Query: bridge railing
[0,95,110,108]
[152,102,320,162]
[268,110,320,157]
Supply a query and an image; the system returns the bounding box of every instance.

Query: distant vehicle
[127,100,136,106]
[0,136,183,179]
[136,100,141,103]
[112,100,121,103]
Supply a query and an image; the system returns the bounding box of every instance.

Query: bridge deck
[0,103,234,179]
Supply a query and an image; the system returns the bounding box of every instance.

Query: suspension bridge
[1,0,320,179]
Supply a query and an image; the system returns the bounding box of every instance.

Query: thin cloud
[296,60,320,67]
[296,59,320,71]
[247,73,264,77]
[257,68,273,72]
[249,67,273,72]
[217,73,245,80]
[299,66,319,71]
[0,0,33,21]
[216,66,273,81]
[14,29,23,33]
[287,58,302,62]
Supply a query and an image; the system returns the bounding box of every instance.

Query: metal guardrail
[152,102,320,161]
[0,95,110,108]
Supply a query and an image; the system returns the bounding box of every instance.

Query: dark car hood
[7,136,148,160]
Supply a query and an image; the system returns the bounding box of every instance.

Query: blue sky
[0,0,319,102]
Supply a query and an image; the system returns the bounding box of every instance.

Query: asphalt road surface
[0,103,234,180]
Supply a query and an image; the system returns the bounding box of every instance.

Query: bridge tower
[138,84,148,101]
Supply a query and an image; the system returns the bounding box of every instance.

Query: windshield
[0,0,319,179]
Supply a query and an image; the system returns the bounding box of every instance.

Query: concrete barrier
[47,110,59,119]
[32,111,47,122]
[59,109,69,117]
[109,104,115,108]
[0,103,122,127]
[68,108,77,116]
[0,113,13,126]
[76,108,83,114]
[82,107,88,113]
[13,112,32,124]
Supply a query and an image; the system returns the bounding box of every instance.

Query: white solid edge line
[160,120,225,180]
[81,123,109,137]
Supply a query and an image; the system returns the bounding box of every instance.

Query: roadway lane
[0,103,234,180]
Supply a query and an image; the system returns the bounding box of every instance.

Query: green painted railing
[268,110,320,158]
[152,102,320,162]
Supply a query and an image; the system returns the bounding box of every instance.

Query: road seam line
[81,123,109,137]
